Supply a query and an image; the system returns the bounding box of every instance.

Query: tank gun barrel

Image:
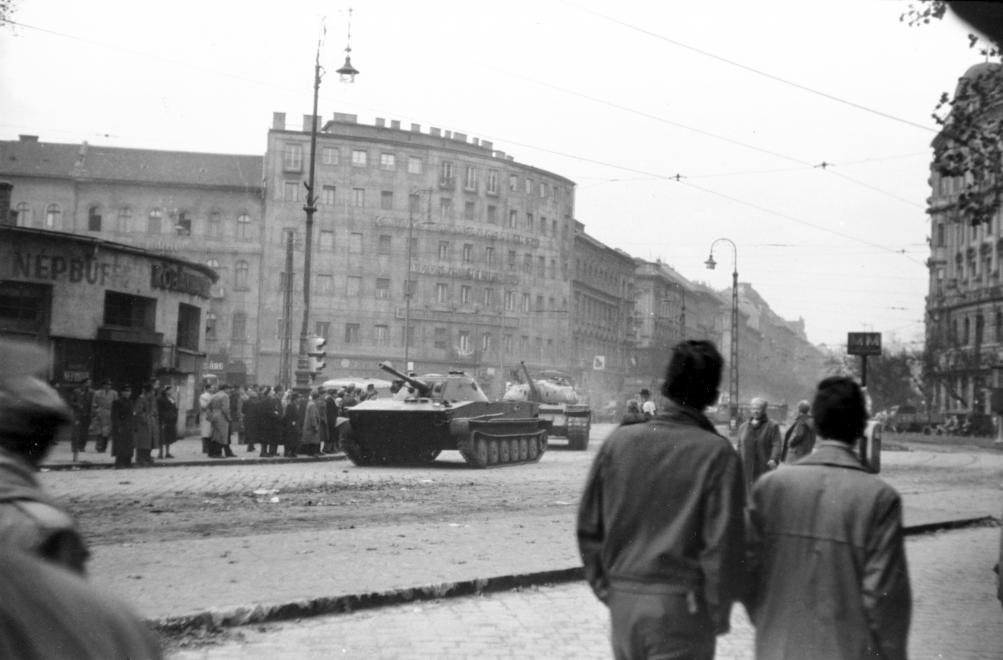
[378,361,431,397]
[519,361,543,403]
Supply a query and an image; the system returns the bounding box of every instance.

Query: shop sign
[10,251,131,287]
[151,263,211,299]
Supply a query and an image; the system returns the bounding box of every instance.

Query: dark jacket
[577,402,746,633]
[781,413,815,462]
[110,396,134,457]
[260,396,282,443]
[747,440,911,660]
[736,418,781,495]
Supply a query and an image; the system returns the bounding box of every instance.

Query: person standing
[577,341,746,660]
[736,397,782,496]
[746,377,911,659]
[282,391,304,457]
[230,385,246,450]
[243,387,261,454]
[69,378,95,462]
[638,388,656,418]
[91,379,117,453]
[156,386,178,459]
[781,399,815,464]
[132,382,159,467]
[209,384,234,458]
[322,388,340,454]
[199,382,215,455]
[111,385,134,469]
[300,389,322,456]
[259,387,282,457]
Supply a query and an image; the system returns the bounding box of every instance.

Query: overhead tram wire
[562,1,938,135]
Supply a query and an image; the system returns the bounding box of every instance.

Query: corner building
[261,112,577,392]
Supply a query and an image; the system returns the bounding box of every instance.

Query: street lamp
[294,19,358,391]
[705,238,739,426]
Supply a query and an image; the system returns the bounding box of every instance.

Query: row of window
[282,142,558,199]
[12,202,255,239]
[948,311,1003,346]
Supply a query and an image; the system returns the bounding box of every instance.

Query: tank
[503,362,591,450]
[342,362,551,468]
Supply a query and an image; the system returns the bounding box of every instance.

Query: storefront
[0,226,216,432]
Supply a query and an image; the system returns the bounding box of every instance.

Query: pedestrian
[341,384,359,410]
[620,399,646,425]
[111,385,134,470]
[132,381,159,466]
[230,384,245,449]
[300,389,322,456]
[209,384,234,458]
[259,387,282,457]
[736,397,782,496]
[282,391,304,457]
[91,379,117,453]
[0,339,89,574]
[323,388,340,454]
[243,387,261,454]
[199,382,215,454]
[577,340,746,660]
[69,377,94,462]
[746,376,911,659]
[638,388,656,417]
[363,383,378,401]
[780,399,815,463]
[156,385,178,459]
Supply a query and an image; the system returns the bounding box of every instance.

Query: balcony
[438,177,455,190]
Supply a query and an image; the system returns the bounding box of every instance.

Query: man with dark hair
[746,376,911,659]
[578,340,746,660]
[781,399,815,463]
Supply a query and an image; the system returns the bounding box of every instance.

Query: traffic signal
[307,335,327,378]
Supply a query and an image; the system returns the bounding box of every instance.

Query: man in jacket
[577,340,746,660]
[781,400,815,463]
[746,376,911,659]
[736,397,782,496]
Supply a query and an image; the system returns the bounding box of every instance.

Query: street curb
[150,515,1001,636]
[41,453,347,472]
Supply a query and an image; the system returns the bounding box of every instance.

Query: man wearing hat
[91,379,117,453]
[0,338,90,574]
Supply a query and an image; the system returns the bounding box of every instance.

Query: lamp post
[294,21,359,391]
[705,238,739,426]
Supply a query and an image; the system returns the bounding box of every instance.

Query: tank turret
[502,362,591,450]
[378,361,431,398]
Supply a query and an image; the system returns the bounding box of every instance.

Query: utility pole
[279,231,294,388]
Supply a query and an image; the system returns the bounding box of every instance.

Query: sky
[0,0,984,348]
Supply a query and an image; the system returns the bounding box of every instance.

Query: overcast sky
[0,0,982,348]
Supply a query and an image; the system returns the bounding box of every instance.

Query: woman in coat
[131,383,158,466]
[110,385,134,469]
[209,385,234,458]
[156,386,178,459]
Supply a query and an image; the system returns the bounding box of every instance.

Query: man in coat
[781,399,815,463]
[69,378,94,462]
[746,376,911,659]
[111,385,134,469]
[577,340,746,660]
[736,397,782,496]
[282,391,305,457]
[91,379,117,453]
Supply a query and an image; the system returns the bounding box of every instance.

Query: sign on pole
[847,332,882,356]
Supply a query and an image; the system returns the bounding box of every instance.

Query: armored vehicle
[503,362,591,450]
[342,362,550,468]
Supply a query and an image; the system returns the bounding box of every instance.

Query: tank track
[566,416,591,450]
[457,429,548,468]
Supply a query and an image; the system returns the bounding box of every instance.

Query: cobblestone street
[168,527,1003,659]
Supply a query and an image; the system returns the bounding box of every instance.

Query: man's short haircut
[797,399,810,414]
[660,340,722,410]
[812,376,867,442]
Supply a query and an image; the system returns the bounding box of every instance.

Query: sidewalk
[87,486,999,634]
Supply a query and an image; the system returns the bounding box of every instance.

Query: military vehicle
[503,362,591,450]
[342,362,551,468]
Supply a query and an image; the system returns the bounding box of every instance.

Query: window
[436,283,448,303]
[351,149,367,167]
[175,303,201,350]
[484,288,495,306]
[462,243,473,263]
[460,285,471,305]
[936,223,945,247]
[205,313,217,342]
[380,190,394,210]
[522,293,531,312]
[345,323,360,343]
[14,202,31,227]
[322,185,336,205]
[316,321,331,342]
[316,274,333,295]
[376,278,390,299]
[507,250,516,269]
[509,174,518,191]
[374,324,390,345]
[438,241,450,260]
[284,181,299,201]
[525,178,532,194]
[464,166,477,190]
[103,291,155,329]
[352,188,366,207]
[524,253,533,269]
[207,210,221,237]
[551,219,557,236]
[464,201,475,220]
[536,294,544,311]
[234,260,250,290]
[440,197,453,218]
[88,205,102,232]
[539,182,548,198]
[46,203,62,228]
[508,210,517,228]
[481,333,492,352]
[997,311,1003,343]
[458,331,470,353]
[487,205,497,224]
[487,170,498,194]
[147,208,161,234]
[322,147,339,165]
[526,213,534,232]
[505,290,515,310]
[379,153,396,170]
[408,156,423,174]
[409,193,421,213]
[486,246,495,267]
[235,213,251,241]
[377,235,392,255]
[434,327,448,349]
[320,230,334,250]
[0,281,48,325]
[349,232,363,254]
[347,276,362,296]
[540,216,547,236]
[284,143,303,171]
[231,312,247,342]
[440,160,454,181]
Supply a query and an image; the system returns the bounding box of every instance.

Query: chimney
[481,140,493,151]
[18,135,38,143]
[444,130,452,139]
[430,127,441,137]
[452,132,467,142]
[272,112,286,130]
[375,117,386,128]
[390,120,401,130]
[302,114,320,132]
[332,112,358,124]
[411,123,421,132]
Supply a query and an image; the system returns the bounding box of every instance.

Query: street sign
[847,332,882,356]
